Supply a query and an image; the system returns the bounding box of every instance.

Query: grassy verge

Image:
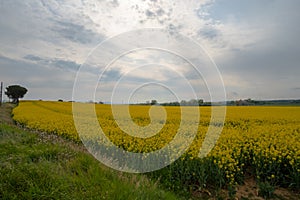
[0,103,15,124]
[0,105,180,200]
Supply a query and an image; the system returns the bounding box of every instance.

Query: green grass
[0,123,181,199]
[0,103,15,124]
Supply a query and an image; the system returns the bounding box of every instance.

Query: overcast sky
[0,0,299,103]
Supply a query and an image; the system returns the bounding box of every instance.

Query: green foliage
[151,99,158,105]
[148,155,227,198]
[258,181,275,199]
[0,123,180,200]
[5,85,28,103]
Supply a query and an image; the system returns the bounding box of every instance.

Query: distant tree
[188,99,198,106]
[170,101,180,106]
[180,100,187,106]
[58,99,63,102]
[151,100,157,105]
[198,99,204,105]
[5,85,27,104]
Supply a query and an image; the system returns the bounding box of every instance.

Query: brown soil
[230,176,300,200]
[235,177,263,200]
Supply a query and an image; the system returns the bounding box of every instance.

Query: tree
[188,99,198,106]
[5,85,27,104]
[198,99,204,105]
[150,99,157,105]
[180,100,187,106]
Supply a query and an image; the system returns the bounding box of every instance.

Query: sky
[0,0,299,103]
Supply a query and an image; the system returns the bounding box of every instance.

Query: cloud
[0,55,75,101]
[51,20,104,44]
[23,55,44,62]
[24,55,80,72]
[0,0,299,101]
[198,26,220,40]
[100,68,123,82]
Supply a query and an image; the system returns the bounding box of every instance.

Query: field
[0,104,179,200]
[12,101,300,198]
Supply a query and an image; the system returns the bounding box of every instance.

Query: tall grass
[0,123,180,200]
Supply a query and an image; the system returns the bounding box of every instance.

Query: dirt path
[0,103,16,125]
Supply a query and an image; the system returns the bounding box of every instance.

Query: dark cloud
[198,26,220,39]
[23,55,44,62]
[53,60,80,71]
[221,43,300,77]
[145,8,167,19]
[24,54,80,72]
[52,21,104,45]
[205,0,300,99]
[167,23,179,35]
[156,8,165,16]
[100,68,123,82]
[0,55,75,100]
[145,10,155,17]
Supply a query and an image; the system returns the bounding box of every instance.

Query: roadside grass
[0,122,181,200]
[0,103,15,124]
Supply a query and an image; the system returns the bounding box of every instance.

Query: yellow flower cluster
[13,101,300,186]
[13,101,78,140]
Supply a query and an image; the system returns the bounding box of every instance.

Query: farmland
[0,104,179,200]
[12,101,300,198]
